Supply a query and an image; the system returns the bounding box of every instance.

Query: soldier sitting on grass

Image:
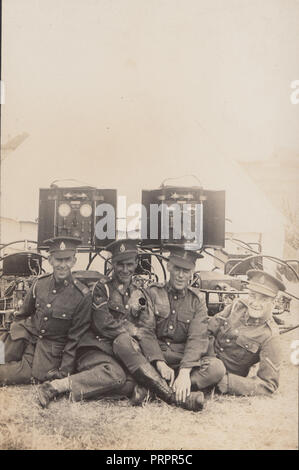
[0,237,92,386]
[208,270,286,396]
[37,241,224,411]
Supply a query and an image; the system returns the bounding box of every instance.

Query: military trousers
[0,333,67,385]
[68,348,130,402]
[113,333,226,391]
[0,335,35,385]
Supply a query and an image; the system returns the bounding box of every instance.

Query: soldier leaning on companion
[0,237,286,410]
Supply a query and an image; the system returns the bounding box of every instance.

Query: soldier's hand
[173,368,191,403]
[156,361,175,387]
[46,369,67,380]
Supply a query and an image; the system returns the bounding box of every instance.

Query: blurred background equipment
[1,179,298,333]
[141,183,225,249]
[37,185,117,251]
[0,248,45,331]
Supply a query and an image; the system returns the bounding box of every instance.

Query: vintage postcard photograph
[0,0,298,452]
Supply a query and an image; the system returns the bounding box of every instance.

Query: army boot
[130,384,156,406]
[132,363,204,411]
[132,362,173,402]
[130,384,149,406]
[37,381,59,408]
[175,391,205,411]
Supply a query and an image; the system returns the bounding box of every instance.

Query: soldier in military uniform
[112,244,226,408]
[37,240,212,411]
[37,239,155,406]
[0,237,92,385]
[208,270,286,396]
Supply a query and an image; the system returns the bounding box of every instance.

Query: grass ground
[0,330,298,450]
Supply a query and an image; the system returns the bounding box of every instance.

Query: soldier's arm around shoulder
[59,279,92,376]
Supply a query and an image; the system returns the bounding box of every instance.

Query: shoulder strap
[32,272,52,298]
[73,278,91,296]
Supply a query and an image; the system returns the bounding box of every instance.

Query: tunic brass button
[47,304,51,308]
[226,339,230,343]
[220,347,224,352]
[116,306,119,310]
[169,325,173,330]
[167,342,170,346]
[186,320,190,323]
[41,329,46,334]
[224,322,228,326]
[53,290,56,294]
[39,335,43,339]
[245,344,249,349]
[125,305,129,310]
[174,296,177,300]
[62,313,66,318]
[96,336,99,339]
[172,310,176,314]
[44,317,48,321]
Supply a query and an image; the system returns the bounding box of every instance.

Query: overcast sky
[1,0,299,223]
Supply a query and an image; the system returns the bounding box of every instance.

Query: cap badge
[60,242,66,251]
[120,243,126,253]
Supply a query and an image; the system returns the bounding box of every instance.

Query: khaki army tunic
[142,283,210,369]
[208,298,281,395]
[77,275,155,357]
[8,273,91,381]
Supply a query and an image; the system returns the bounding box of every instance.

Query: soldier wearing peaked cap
[208,269,286,396]
[112,243,226,410]
[37,240,217,411]
[0,237,92,385]
[37,238,154,406]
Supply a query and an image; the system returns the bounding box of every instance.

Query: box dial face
[58,203,71,217]
[80,203,92,217]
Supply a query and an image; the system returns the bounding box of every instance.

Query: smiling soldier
[37,238,153,406]
[209,270,286,396]
[112,244,226,410]
[0,237,92,385]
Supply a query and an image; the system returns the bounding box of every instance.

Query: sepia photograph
[0,0,298,452]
